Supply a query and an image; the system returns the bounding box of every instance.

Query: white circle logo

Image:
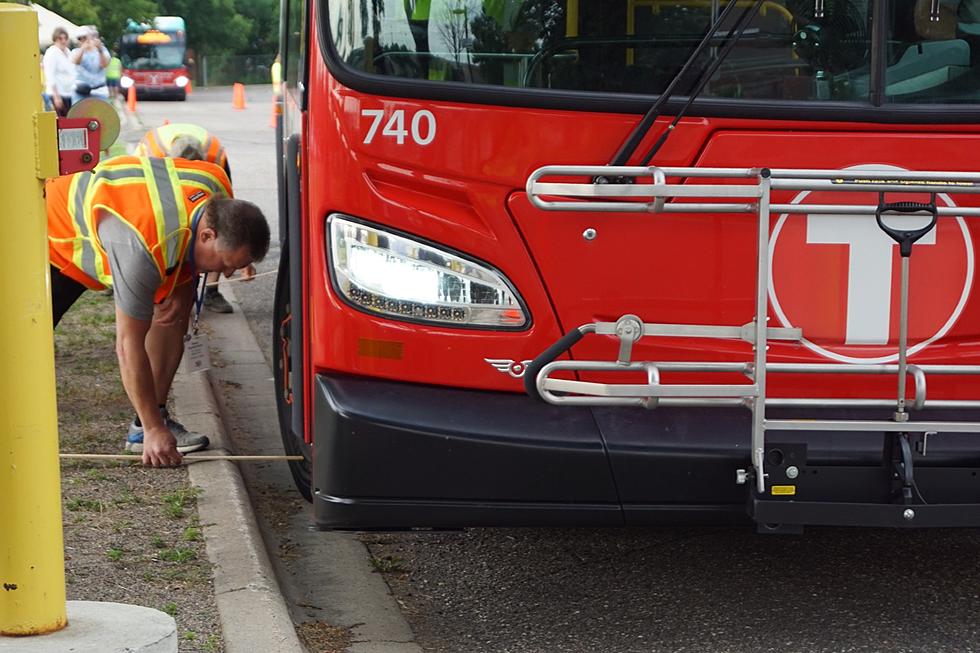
[768,164,973,363]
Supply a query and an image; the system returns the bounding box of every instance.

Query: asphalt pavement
[153,87,980,653]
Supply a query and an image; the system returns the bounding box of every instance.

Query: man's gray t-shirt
[96,215,164,321]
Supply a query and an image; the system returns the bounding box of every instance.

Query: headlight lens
[174,75,189,87]
[120,76,134,89]
[329,215,528,329]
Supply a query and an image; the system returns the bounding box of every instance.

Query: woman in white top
[43,26,76,116]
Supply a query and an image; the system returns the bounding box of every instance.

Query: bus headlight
[329,215,529,329]
[120,76,134,89]
[174,75,189,88]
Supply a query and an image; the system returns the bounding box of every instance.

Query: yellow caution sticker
[771,485,797,496]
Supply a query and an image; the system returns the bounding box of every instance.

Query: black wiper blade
[641,0,766,165]
[607,0,765,168]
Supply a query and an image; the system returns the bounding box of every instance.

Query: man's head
[193,198,270,276]
[169,135,206,161]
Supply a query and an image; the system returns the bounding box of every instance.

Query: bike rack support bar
[593,321,801,342]
[542,377,758,399]
[767,168,980,182]
[771,204,980,217]
[766,419,980,433]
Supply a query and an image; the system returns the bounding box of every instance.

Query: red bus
[276,0,980,532]
[119,16,190,100]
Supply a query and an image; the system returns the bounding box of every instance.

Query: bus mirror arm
[524,327,591,401]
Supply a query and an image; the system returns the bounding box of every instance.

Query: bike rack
[524,165,980,527]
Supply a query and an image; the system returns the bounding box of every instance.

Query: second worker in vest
[136,122,236,313]
[47,155,270,467]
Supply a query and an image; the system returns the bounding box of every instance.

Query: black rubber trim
[285,134,305,438]
[315,0,980,124]
[524,327,586,400]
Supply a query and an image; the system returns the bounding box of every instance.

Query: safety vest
[47,156,233,304]
[135,123,228,170]
[271,60,282,95]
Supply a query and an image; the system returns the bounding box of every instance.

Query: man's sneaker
[204,288,233,314]
[125,415,210,454]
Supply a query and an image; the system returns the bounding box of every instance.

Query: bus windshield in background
[121,41,186,70]
[327,0,980,104]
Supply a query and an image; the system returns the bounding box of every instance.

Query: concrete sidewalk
[171,359,304,653]
[173,279,422,653]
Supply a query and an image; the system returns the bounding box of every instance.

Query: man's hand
[141,424,183,467]
[233,263,257,281]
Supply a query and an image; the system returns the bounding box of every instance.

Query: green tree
[42,0,160,49]
[234,0,279,54]
[156,0,252,54]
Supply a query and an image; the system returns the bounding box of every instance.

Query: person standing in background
[70,25,110,104]
[106,51,122,100]
[43,26,75,116]
[271,53,282,98]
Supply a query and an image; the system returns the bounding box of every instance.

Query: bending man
[47,155,270,467]
[136,122,236,313]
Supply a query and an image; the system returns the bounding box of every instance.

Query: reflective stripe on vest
[142,157,188,270]
[146,124,228,169]
[139,128,168,158]
[176,168,229,197]
[70,163,148,285]
[68,158,197,287]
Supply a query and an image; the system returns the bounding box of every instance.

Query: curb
[200,280,423,653]
[171,364,305,653]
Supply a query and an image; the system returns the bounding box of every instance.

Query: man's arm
[115,307,182,467]
[98,214,182,466]
[96,42,109,68]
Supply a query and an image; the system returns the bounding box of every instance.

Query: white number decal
[361,109,385,144]
[411,110,436,146]
[361,109,437,146]
[382,111,407,144]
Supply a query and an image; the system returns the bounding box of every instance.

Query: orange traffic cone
[268,98,277,128]
[126,85,137,113]
[232,83,246,110]
[185,80,192,96]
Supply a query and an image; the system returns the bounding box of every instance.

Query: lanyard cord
[189,209,206,334]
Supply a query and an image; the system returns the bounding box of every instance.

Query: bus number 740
[361,109,436,146]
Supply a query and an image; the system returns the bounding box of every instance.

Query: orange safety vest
[136,123,228,170]
[47,156,233,304]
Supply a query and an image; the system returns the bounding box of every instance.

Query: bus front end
[119,16,189,100]
[276,0,980,531]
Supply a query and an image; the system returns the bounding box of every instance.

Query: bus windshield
[327,0,980,104]
[120,40,186,70]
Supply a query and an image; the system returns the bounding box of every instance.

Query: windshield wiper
[608,0,767,168]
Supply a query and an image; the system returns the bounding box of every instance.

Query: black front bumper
[312,374,980,530]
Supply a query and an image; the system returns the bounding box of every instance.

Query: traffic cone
[126,85,137,113]
[232,83,246,110]
[185,80,192,96]
[268,98,277,128]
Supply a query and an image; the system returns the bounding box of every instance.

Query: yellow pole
[0,3,67,636]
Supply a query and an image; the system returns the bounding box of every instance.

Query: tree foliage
[40,0,159,46]
[35,0,277,55]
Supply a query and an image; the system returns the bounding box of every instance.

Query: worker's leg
[50,265,89,327]
[126,280,209,453]
[146,281,194,405]
[203,271,233,313]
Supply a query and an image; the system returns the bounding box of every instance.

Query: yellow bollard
[0,3,67,636]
